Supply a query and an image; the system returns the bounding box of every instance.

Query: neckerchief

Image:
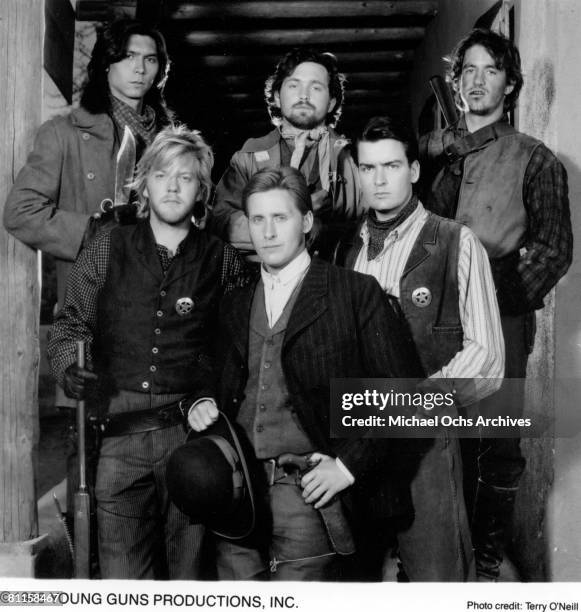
[110,95,157,148]
[279,121,331,191]
[366,194,419,261]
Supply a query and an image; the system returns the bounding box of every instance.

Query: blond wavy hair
[129,125,214,219]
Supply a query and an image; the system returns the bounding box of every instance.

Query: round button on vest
[81,132,90,141]
[150,365,157,372]
[152,347,159,354]
[87,172,95,180]
[156,310,163,317]
[141,381,150,390]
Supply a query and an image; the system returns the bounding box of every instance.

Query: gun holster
[276,453,356,556]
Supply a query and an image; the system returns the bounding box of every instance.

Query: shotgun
[74,340,91,578]
[429,75,459,127]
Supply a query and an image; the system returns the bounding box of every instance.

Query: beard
[284,107,326,130]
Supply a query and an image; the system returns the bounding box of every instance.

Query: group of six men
[3,19,572,582]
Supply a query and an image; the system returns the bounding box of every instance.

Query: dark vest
[398,214,464,376]
[426,122,540,259]
[95,221,223,394]
[237,280,314,458]
[342,213,463,376]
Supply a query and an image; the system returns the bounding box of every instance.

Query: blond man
[48,126,244,579]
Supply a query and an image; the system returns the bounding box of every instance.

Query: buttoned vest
[95,222,223,394]
[237,281,314,458]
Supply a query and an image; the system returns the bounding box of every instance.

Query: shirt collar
[261,249,311,289]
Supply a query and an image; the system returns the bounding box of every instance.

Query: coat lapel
[401,213,439,279]
[284,258,329,349]
[223,282,257,362]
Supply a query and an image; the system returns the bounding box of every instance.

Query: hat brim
[168,412,256,541]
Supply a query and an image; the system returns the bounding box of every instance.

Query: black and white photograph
[0,1,580,610]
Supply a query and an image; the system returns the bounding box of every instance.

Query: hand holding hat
[186,398,219,431]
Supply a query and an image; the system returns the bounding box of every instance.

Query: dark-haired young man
[420,29,572,581]
[190,166,422,581]
[4,19,172,413]
[337,115,504,581]
[211,48,362,260]
[4,19,172,312]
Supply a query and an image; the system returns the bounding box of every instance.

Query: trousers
[95,424,204,579]
[215,472,345,581]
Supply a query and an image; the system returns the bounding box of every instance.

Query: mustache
[292,102,316,110]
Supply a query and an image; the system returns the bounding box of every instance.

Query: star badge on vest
[411,287,432,308]
[175,297,194,316]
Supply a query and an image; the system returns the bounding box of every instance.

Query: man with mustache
[211,48,362,260]
[420,28,572,581]
[47,126,244,579]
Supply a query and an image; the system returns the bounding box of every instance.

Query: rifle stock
[429,75,459,127]
[74,340,91,578]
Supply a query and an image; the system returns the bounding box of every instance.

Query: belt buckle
[266,458,277,486]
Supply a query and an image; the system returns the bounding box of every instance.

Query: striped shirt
[353,202,504,405]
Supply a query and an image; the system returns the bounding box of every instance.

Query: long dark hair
[446,28,523,112]
[264,48,346,127]
[80,19,172,125]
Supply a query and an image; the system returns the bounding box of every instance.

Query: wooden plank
[75,0,136,21]
[217,70,407,89]
[184,27,425,47]
[0,0,42,544]
[190,50,414,72]
[169,1,438,20]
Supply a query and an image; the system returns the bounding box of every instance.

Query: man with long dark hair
[211,48,363,261]
[3,19,174,552]
[420,28,572,581]
[4,19,172,312]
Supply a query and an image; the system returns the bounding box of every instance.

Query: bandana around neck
[279,121,331,191]
[366,194,419,261]
[110,95,157,148]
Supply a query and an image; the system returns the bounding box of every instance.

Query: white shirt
[354,202,505,406]
[261,248,311,328]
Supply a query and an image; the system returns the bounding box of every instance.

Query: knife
[100,125,137,213]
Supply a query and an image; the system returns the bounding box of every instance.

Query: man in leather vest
[189,167,423,580]
[47,126,245,579]
[210,48,363,261]
[338,116,504,580]
[420,29,573,580]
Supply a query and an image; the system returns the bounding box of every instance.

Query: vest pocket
[432,325,463,336]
